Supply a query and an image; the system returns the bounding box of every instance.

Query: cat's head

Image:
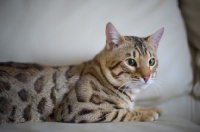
[100,22,164,93]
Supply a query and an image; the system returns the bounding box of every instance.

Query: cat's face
[101,22,164,93]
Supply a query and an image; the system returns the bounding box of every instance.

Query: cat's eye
[149,58,155,66]
[126,59,137,66]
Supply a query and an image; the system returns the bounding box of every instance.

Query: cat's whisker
[152,81,164,99]
[151,83,161,100]
[124,81,141,93]
[155,83,165,97]
[116,81,131,94]
[151,78,165,83]
[154,82,164,91]
[154,80,164,88]
[151,78,165,90]
[115,77,142,95]
[117,80,140,94]
[151,77,164,85]
[107,77,139,83]
[126,83,137,92]
[123,78,140,81]
[152,77,165,80]
[125,84,133,92]
[122,82,133,93]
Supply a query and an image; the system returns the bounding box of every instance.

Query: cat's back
[0,62,46,79]
[0,62,72,123]
[0,62,55,94]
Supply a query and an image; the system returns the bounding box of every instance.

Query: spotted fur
[0,22,164,123]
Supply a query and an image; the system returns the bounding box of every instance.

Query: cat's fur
[0,22,164,123]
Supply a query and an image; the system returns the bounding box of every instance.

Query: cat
[0,22,164,123]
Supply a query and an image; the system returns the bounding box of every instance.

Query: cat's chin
[136,84,149,89]
[139,79,154,89]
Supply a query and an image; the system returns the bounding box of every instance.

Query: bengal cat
[0,22,164,124]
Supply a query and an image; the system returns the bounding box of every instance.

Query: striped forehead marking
[124,36,146,55]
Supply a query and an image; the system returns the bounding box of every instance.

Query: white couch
[0,0,199,132]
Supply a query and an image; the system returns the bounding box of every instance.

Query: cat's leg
[131,109,161,121]
[68,107,161,123]
[106,108,161,122]
[134,106,162,115]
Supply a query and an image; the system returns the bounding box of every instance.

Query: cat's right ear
[147,27,164,50]
[105,22,124,51]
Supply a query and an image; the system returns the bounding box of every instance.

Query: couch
[0,0,199,131]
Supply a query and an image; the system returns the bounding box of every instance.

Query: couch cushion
[0,116,200,132]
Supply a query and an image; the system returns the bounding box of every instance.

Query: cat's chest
[117,100,134,110]
[125,91,137,110]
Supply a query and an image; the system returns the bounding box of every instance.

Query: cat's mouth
[133,78,153,85]
[117,78,154,94]
[127,83,149,94]
[130,78,153,89]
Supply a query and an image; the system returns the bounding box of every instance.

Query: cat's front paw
[148,107,162,116]
[140,110,160,121]
[141,107,162,121]
[132,107,161,122]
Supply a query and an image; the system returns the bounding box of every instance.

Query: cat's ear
[147,27,164,50]
[105,22,124,51]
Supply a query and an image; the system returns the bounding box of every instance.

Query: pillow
[0,0,193,120]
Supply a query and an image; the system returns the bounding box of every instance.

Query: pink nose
[143,76,150,82]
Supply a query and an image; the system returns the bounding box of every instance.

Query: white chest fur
[128,102,134,110]
[125,89,140,110]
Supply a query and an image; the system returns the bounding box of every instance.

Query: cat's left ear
[147,27,164,50]
[105,22,124,51]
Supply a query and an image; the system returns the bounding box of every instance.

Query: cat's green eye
[126,59,136,66]
[149,58,155,66]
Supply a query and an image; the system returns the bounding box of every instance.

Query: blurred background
[0,0,182,65]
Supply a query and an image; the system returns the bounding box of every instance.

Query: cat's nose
[142,76,150,82]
